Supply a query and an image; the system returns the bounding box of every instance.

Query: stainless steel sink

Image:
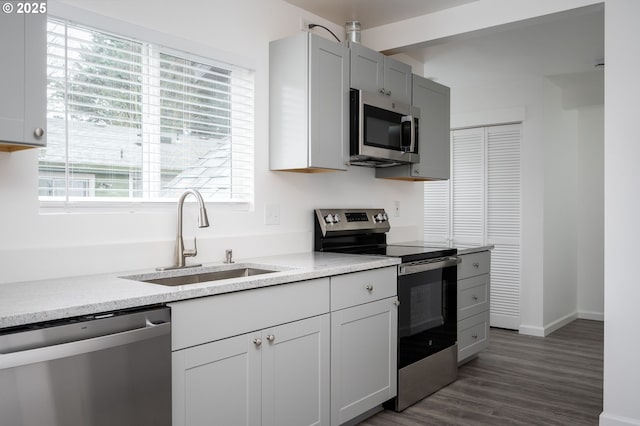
[122,264,282,287]
[143,268,277,286]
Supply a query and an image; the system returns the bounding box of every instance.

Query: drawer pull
[365,285,374,292]
[471,334,478,339]
[253,338,262,347]
[472,295,479,301]
[266,334,275,343]
[473,262,480,268]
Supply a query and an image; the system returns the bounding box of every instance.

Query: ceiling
[283,0,604,107]
[283,0,478,29]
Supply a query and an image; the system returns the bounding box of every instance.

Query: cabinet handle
[266,334,275,343]
[473,262,480,268]
[472,295,479,301]
[472,334,478,339]
[385,90,392,96]
[379,88,386,95]
[253,338,262,347]
[393,300,400,306]
[365,285,374,292]
[34,128,44,138]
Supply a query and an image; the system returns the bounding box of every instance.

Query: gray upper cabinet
[376,74,451,181]
[349,43,411,104]
[0,12,46,151]
[269,32,349,172]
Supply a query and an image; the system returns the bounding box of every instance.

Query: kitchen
[0,0,636,425]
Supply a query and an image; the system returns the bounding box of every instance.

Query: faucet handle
[183,237,198,258]
[224,249,234,264]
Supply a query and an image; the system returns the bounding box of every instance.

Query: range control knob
[324,214,334,224]
[333,214,340,223]
[373,213,386,223]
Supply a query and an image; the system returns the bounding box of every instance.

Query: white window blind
[40,18,254,205]
[424,123,522,330]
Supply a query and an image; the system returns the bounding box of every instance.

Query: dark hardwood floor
[360,319,603,426]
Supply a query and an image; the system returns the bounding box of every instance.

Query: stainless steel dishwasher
[0,306,171,426]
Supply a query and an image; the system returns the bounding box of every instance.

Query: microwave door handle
[401,115,416,153]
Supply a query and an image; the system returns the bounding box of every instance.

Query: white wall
[0,0,424,284]
[542,79,579,331]
[601,1,640,424]
[577,105,604,321]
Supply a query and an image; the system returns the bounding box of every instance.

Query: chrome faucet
[159,189,210,270]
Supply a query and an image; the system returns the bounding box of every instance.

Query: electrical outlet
[300,18,313,32]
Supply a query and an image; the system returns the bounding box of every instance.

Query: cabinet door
[458,310,490,364]
[262,314,330,426]
[0,12,46,150]
[349,43,384,94]
[376,74,450,180]
[382,57,412,104]
[308,35,349,171]
[411,75,450,179]
[172,333,261,426]
[331,298,398,426]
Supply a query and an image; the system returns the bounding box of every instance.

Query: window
[40,18,254,205]
[424,123,522,330]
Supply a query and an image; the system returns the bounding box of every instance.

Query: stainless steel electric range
[314,208,459,411]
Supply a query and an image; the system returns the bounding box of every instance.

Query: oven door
[397,257,459,369]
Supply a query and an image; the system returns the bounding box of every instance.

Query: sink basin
[122,264,281,286]
[141,267,278,286]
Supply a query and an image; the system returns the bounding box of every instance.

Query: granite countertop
[391,240,494,255]
[0,252,400,330]
[454,244,495,255]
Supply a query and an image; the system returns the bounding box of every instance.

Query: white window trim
[42,1,256,214]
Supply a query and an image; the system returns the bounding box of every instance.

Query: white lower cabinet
[169,267,399,426]
[331,297,398,426]
[457,250,491,364]
[172,314,330,426]
[330,267,398,426]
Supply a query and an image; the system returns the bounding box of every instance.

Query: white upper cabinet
[349,43,411,104]
[269,32,349,172]
[0,11,46,151]
[376,74,451,181]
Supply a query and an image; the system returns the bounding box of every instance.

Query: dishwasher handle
[0,321,170,370]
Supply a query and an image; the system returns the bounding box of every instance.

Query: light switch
[265,204,280,225]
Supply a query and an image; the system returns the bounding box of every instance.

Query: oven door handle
[398,256,461,275]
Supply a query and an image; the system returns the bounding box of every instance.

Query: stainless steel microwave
[349,89,420,167]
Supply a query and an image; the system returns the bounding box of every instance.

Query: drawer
[458,273,490,320]
[458,250,490,279]
[169,277,330,350]
[458,310,490,363]
[331,267,397,311]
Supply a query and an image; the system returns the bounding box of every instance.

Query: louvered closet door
[486,124,521,330]
[424,124,522,330]
[451,128,484,245]
[423,179,450,244]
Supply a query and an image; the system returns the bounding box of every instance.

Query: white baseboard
[518,324,545,337]
[519,311,579,337]
[600,412,640,426]
[578,311,604,321]
[544,312,579,336]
